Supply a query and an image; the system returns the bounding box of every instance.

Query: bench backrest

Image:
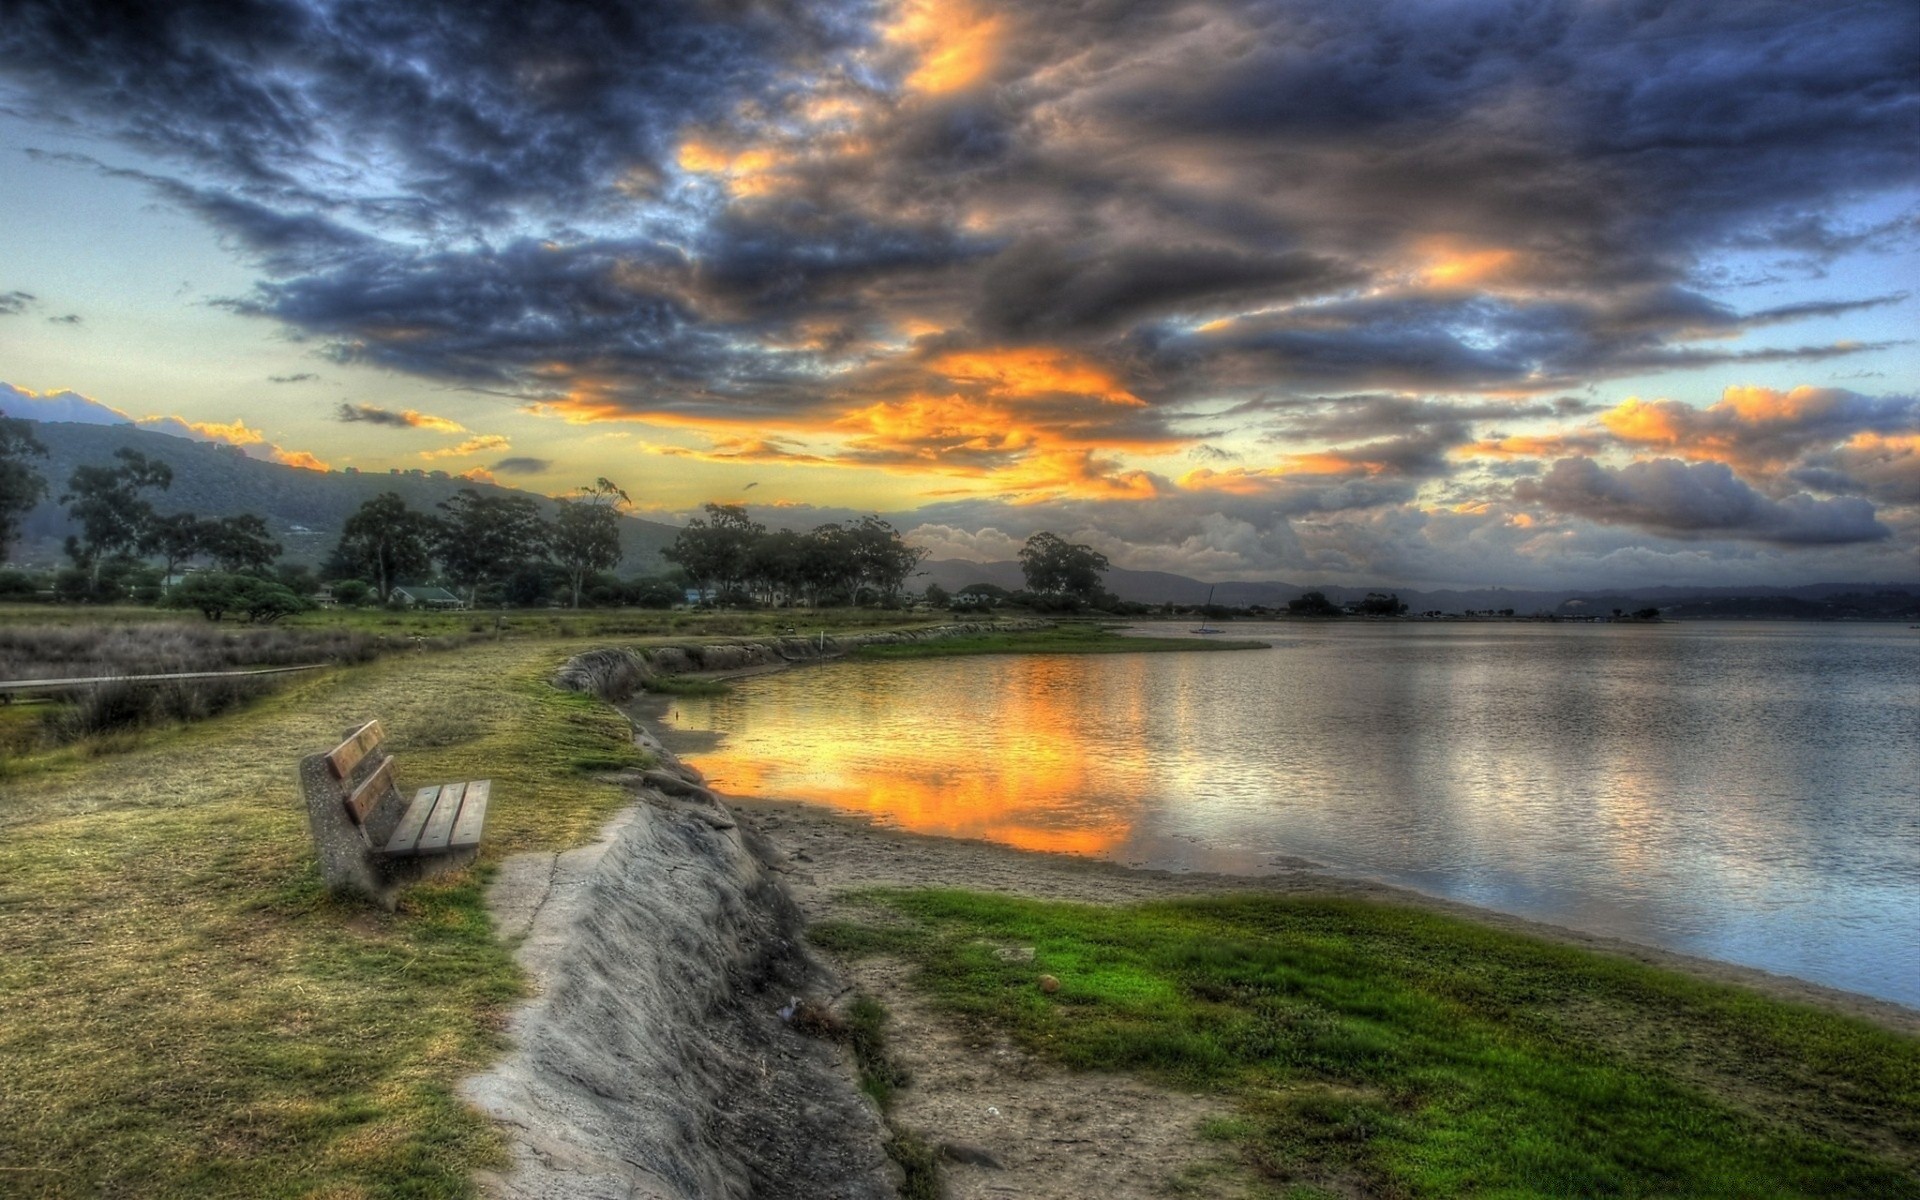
[323,720,406,844]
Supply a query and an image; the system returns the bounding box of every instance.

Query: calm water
[659,622,1920,1006]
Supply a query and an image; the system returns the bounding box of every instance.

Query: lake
[657,621,1920,1006]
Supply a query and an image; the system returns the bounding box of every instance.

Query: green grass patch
[812,890,1920,1199]
[0,637,648,1198]
[640,674,734,697]
[853,622,1268,659]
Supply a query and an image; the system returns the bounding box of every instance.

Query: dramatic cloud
[3,0,1917,585]
[0,382,132,424]
[335,403,466,433]
[1514,458,1888,545]
[421,434,510,460]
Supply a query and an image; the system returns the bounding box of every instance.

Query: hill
[918,558,1920,618]
[8,420,679,572]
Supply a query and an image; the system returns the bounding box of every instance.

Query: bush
[330,578,373,607]
[163,573,310,623]
[0,569,42,600]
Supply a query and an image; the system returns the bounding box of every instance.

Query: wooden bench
[297,719,491,908]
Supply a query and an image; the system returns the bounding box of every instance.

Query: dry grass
[0,637,648,1198]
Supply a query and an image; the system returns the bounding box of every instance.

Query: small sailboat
[1191,585,1223,634]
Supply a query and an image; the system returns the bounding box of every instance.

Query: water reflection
[660,622,1920,1005]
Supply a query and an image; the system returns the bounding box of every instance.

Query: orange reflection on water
[679,656,1156,856]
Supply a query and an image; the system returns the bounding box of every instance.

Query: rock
[939,1141,1006,1169]
[1038,974,1060,993]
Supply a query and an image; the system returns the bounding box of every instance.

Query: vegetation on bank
[0,638,647,1198]
[853,621,1269,658]
[813,889,1920,1200]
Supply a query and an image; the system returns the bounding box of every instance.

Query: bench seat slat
[416,781,466,854]
[345,757,395,825]
[384,785,443,856]
[327,720,384,779]
[448,780,490,850]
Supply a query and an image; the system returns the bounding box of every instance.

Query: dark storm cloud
[492,456,553,475]
[1514,457,1889,545]
[0,0,868,228]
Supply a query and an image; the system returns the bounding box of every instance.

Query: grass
[812,889,1920,1200]
[640,675,734,697]
[853,621,1269,659]
[0,637,649,1198]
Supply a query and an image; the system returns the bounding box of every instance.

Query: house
[391,585,467,610]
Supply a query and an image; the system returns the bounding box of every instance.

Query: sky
[0,0,1916,589]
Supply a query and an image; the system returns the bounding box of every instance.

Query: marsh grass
[0,638,646,1198]
[852,622,1269,659]
[813,890,1920,1199]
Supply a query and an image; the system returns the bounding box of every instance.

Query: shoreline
[623,668,1919,1034]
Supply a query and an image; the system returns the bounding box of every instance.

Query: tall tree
[60,449,172,579]
[202,513,282,575]
[434,489,549,605]
[663,503,763,601]
[333,492,435,602]
[140,511,212,582]
[1018,531,1109,603]
[550,478,628,608]
[0,413,48,563]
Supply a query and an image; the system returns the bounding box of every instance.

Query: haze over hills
[10,418,1916,616]
[917,557,1920,617]
[10,420,679,573]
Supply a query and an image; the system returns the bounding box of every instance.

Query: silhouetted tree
[0,412,48,563]
[60,449,172,580]
[551,478,628,608]
[1287,591,1342,617]
[1018,531,1109,604]
[202,514,281,575]
[1355,592,1408,616]
[434,489,549,605]
[140,512,212,582]
[333,492,436,602]
[664,503,764,601]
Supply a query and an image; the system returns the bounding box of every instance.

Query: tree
[1355,592,1407,616]
[60,449,172,578]
[0,413,48,563]
[141,512,212,582]
[551,478,628,608]
[166,572,306,623]
[434,489,550,605]
[202,514,281,574]
[663,503,763,601]
[924,582,950,608]
[333,492,436,603]
[1286,590,1342,617]
[1018,531,1109,604]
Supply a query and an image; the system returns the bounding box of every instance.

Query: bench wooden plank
[345,756,395,825]
[384,785,443,856]
[448,780,490,850]
[417,781,466,853]
[327,720,385,779]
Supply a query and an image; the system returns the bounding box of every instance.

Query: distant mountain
[8,420,679,572]
[918,557,1920,617]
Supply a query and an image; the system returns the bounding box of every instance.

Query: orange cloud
[422,434,511,460]
[272,448,330,472]
[1415,238,1521,289]
[139,414,267,446]
[887,0,1003,95]
[928,346,1141,404]
[1456,432,1609,460]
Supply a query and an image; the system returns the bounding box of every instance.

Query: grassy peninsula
[853,620,1269,659]
[815,889,1920,1199]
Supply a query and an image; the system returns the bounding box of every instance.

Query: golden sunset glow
[887,0,1004,95]
[928,346,1141,404]
[1416,239,1520,289]
[680,657,1140,856]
